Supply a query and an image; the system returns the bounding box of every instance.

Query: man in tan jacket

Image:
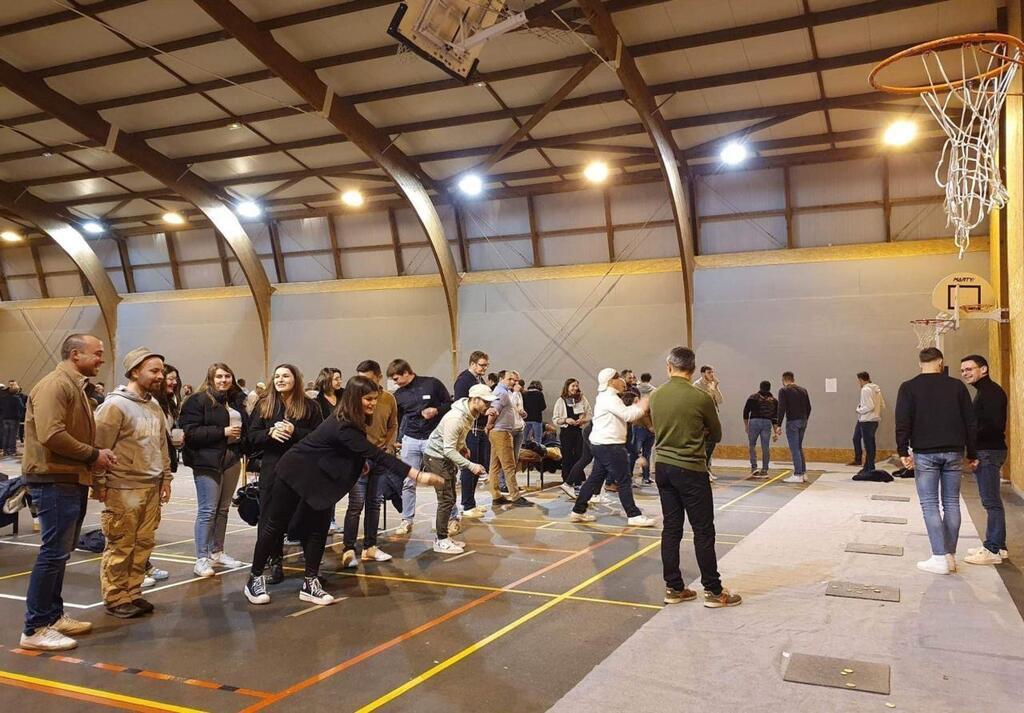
[20,334,116,652]
[93,348,172,619]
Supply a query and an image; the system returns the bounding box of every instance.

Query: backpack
[77,529,106,553]
[233,480,261,526]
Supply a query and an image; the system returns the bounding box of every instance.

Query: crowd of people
[1,334,1009,654]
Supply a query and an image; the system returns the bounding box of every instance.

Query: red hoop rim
[869,32,1024,95]
[909,318,956,325]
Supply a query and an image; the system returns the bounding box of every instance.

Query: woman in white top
[553,379,593,491]
[179,362,249,577]
[511,376,527,460]
[569,369,655,527]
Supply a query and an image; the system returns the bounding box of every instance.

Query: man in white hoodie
[569,369,656,527]
[853,371,884,473]
[92,348,172,619]
[423,384,497,555]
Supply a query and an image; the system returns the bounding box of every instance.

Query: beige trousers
[100,485,162,607]
[488,430,520,499]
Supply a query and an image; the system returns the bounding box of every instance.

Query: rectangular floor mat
[845,542,903,556]
[825,580,900,602]
[783,652,891,695]
[860,515,908,524]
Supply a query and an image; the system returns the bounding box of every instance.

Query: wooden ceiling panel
[100,93,229,134]
[317,53,449,97]
[737,28,813,68]
[0,15,131,70]
[190,151,305,181]
[395,120,520,157]
[285,142,376,169]
[614,0,735,45]
[145,38,271,86]
[45,59,185,106]
[0,155,91,183]
[0,87,48,121]
[271,5,397,62]
[244,111,333,143]
[96,0,223,45]
[358,86,500,127]
[202,77,306,116]
[474,25,589,74]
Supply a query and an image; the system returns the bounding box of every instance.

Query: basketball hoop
[870,33,1024,259]
[910,314,958,350]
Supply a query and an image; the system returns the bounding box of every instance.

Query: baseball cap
[468,384,498,402]
[597,367,617,392]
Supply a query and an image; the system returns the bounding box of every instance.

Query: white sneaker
[146,566,169,581]
[194,558,215,577]
[433,538,465,555]
[448,519,463,536]
[327,520,340,535]
[462,507,487,519]
[559,483,576,498]
[627,515,657,528]
[210,551,242,568]
[361,546,393,562]
[395,520,413,536]
[51,614,92,636]
[783,474,806,484]
[916,555,950,575]
[967,546,1008,560]
[708,471,717,482]
[20,626,77,651]
[142,576,156,588]
[964,548,1003,565]
[569,511,596,523]
[341,549,358,569]
[945,553,958,572]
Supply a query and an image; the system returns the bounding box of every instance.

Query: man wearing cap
[92,348,172,619]
[422,384,496,554]
[569,368,656,527]
[20,334,116,651]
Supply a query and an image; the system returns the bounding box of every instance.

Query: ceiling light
[720,141,748,166]
[1,230,23,243]
[227,122,243,130]
[883,119,917,146]
[458,174,483,196]
[82,221,104,234]
[162,211,186,225]
[583,160,609,184]
[236,200,262,218]
[341,189,364,207]
[42,151,54,158]
[475,82,486,88]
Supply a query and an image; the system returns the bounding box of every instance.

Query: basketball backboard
[930,271,993,311]
[389,0,516,81]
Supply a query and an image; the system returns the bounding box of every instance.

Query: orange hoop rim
[910,317,956,326]
[869,32,1024,95]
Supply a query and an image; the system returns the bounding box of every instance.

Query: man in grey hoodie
[93,348,172,619]
[423,384,497,555]
[852,371,885,473]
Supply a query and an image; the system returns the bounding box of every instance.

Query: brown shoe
[664,587,697,604]
[606,483,619,493]
[704,588,742,608]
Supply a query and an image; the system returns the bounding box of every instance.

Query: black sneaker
[299,577,335,606]
[267,558,284,585]
[244,574,270,605]
[641,478,653,486]
[105,602,143,619]
[492,496,511,506]
[131,598,154,614]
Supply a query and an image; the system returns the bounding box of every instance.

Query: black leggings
[567,424,594,486]
[251,480,332,578]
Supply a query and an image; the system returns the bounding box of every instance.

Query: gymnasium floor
[0,459,813,712]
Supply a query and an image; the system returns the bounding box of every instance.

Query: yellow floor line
[717,470,791,511]
[283,565,663,611]
[0,669,206,713]
[353,541,661,712]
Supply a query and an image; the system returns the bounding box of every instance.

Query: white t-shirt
[226,405,243,444]
[589,390,645,445]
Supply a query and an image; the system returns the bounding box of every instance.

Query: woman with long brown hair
[179,362,248,578]
[247,364,322,584]
[552,378,592,497]
[243,376,442,606]
[313,367,344,420]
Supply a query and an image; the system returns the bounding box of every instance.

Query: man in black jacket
[388,358,452,534]
[453,350,491,518]
[0,383,23,456]
[959,355,1009,565]
[743,382,778,478]
[895,347,978,575]
[777,371,811,484]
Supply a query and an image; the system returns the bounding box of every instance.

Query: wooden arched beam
[0,57,275,371]
[0,179,121,359]
[577,0,696,342]
[192,0,463,378]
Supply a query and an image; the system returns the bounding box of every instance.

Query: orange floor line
[0,674,166,712]
[241,529,630,712]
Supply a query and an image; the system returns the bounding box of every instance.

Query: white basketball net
[918,42,1021,258]
[911,314,957,350]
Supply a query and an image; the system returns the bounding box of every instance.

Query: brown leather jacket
[22,361,99,485]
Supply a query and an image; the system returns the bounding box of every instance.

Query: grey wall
[693,251,989,449]
[0,301,110,386]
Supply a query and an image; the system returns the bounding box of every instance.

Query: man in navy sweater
[453,350,492,518]
[895,347,977,575]
[387,359,452,535]
[959,354,1009,565]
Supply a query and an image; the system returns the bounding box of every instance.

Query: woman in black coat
[247,363,322,584]
[243,376,442,607]
[179,362,248,578]
[313,367,344,420]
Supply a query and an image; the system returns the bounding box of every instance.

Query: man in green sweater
[650,346,741,608]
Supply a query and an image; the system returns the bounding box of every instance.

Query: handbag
[232,473,261,526]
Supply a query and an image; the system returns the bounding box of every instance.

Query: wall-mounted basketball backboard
[930,271,993,312]
[389,0,522,81]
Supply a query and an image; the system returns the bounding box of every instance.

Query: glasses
[476,362,489,368]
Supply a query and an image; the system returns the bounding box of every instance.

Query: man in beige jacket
[93,348,173,619]
[20,334,116,651]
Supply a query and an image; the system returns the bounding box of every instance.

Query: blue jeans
[1,418,17,454]
[24,483,88,635]
[857,421,878,470]
[194,460,241,558]
[914,451,963,556]
[524,421,543,444]
[974,449,1007,553]
[572,444,641,518]
[747,418,773,470]
[629,428,654,479]
[460,427,490,510]
[343,467,382,550]
[399,436,428,522]
[785,419,808,475]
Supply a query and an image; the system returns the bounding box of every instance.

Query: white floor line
[0,592,90,609]
[444,550,476,562]
[287,597,348,617]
